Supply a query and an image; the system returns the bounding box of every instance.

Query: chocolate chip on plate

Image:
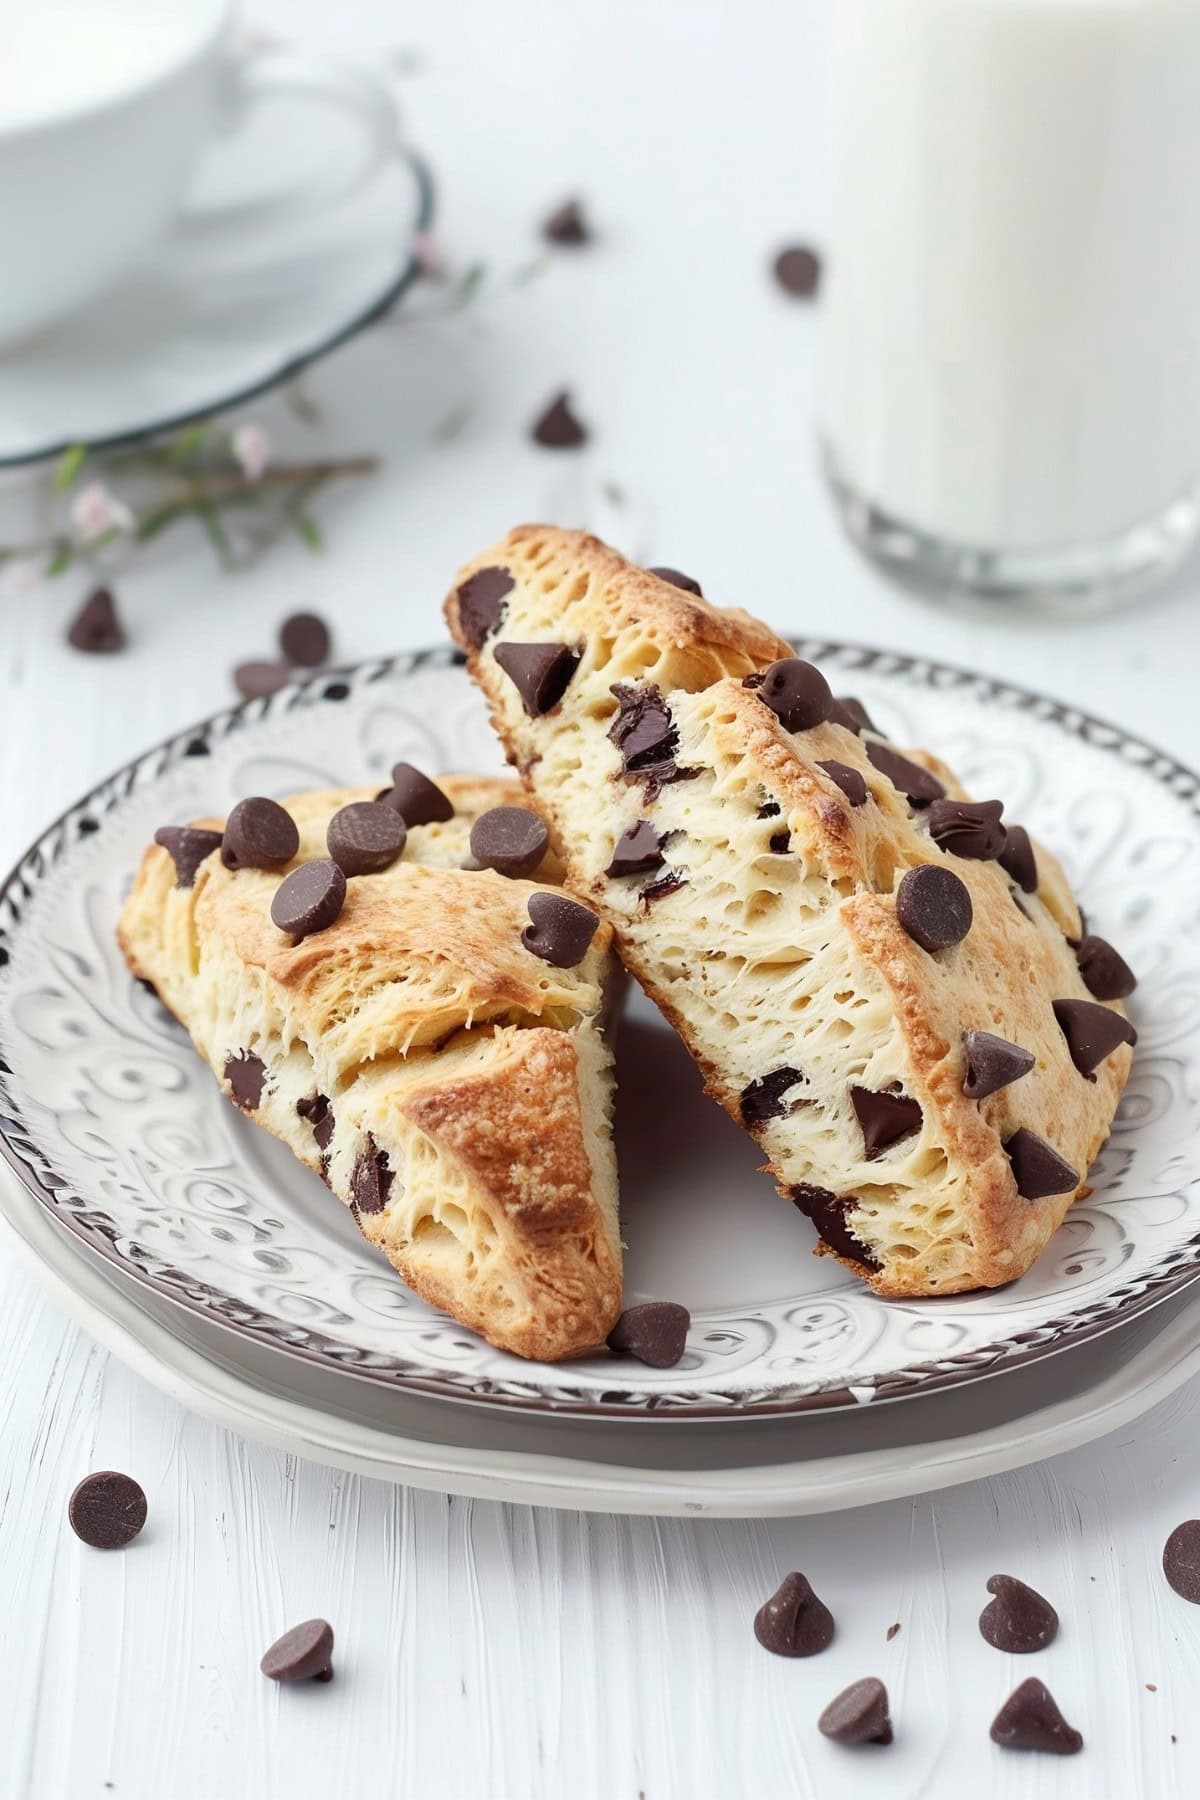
[606,1301,690,1368]
[1052,998,1137,1078]
[896,864,973,951]
[606,820,664,878]
[1076,934,1137,1002]
[270,859,346,941]
[326,801,406,877]
[757,657,834,732]
[531,389,587,448]
[224,1051,266,1111]
[741,1066,804,1125]
[278,611,331,668]
[1005,1128,1079,1200]
[494,641,581,715]
[233,660,293,702]
[817,759,868,806]
[962,1030,1036,1100]
[542,198,590,245]
[609,683,677,773]
[999,823,1038,893]
[154,825,223,888]
[851,1086,923,1158]
[792,1184,880,1268]
[979,1575,1060,1653]
[456,566,514,650]
[647,565,703,597]
[222,797,299,871]
[1163,1520,1200,1602]
[864,741,946,806]
[68,1471,147,1549]
[830,695,879,736]
[754,1572,835,1657]
[522,892,599,967]
[927,797,1007,861]
[990,1679,1082,1755]
[818,1678,893,1746]
[772,245,821,298]
[352,1139,393,1214]
[469,806,549,879]
[67,586,124,653]
[384,762,455,827]
[260,1619,335,1684]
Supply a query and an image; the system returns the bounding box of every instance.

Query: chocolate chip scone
[118,770,621,1360]
[445,525,1137,1297]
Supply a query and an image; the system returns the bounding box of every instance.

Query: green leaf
[53,444,88,491]
[195,498,234,569]
[512,255,551,287]
[45,543,74,577]
[293,512,323,552]
[170,421,211,464]
[452,262,486,309]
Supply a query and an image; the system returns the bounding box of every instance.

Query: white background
[2,2,1198,1795]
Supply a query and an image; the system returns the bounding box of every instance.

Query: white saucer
[0,133,432,468]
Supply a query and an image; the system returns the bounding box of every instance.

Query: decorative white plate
[0,135,432,468]
[5,1156,1200,1517]
[0,645,1195,1418]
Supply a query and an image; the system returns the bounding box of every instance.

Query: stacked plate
[2,644,1198,1515]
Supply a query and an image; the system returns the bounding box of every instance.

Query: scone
[445,525,1137,1297]
[118,770,621,1360]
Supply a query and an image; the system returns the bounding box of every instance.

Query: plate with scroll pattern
[0,643,1195,1418]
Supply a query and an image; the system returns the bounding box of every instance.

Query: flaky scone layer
[446,526,1133,1297]
[118,774,621,1359]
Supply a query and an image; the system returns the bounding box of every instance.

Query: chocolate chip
[818,1678,893,1747]
[67,586,125,653]
[154,825,223,888]
[927,798,1007,861]
[384,762,454,827]
[792,1184,880,1268]
[647,565,702,597]
[817,759,868,806]
[531,389,587,448]
[1053,998,1137,1078]
[640,871,687,905]
[962,1031,1036,1100]
[297,1093,335,1151]
[326,802,406,877]
[233,660,293,702]
[222,797,299,871]
[741,1066,804,1125]
[270,858,346,941]
[754,1573,834,1657]
[773,245,821,297]
[1163,1520,1200,1602]
[68,1471,147,1549]
[352,1138,393,1214]
[865,742,945,806]
[886,1622,901,1641]
[494,641,580,715]
[757,657,834,731]
[979,1576,1059,1653]
[1077,934,1137,1002]
[542,198,590,245]
[606,820,664,878]
[260,1619,335,1684]
[522,892,599,966]
[456,566,514,649]
[851,1086,923,1158]
[990,1680,1082,1755]
[769,829,791,852]
[606,1301,689,1368]
[469,806,549,879]
[1005,1129,1079,1200]
[278,611,331,668]
[608,683,677,774]
[830,695,879,736]
[999,824,1038,893]
[224,1051,266,1111]
[896,864,972,952]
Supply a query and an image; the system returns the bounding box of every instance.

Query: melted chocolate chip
[1005,1129,1078,1200]
[769,829,791,852]
[522,892,599,966]
[494,641,580,715]
[792,1184,880,1268]
[1053,998,1137,1078]
[927,797,1007,861]
[754,1573,835,1657]
[772,245,821,298]
[278,612,330,668]
[154,825,223,888]
[830,695,879,736]
[606,820,664,878]
[979,1575,1059,1653]
[741,1066,805,1125]
[639,871,687,905]
[962,1031,1036,1100]
[990,1680,1082,1755]
[999,824,1038,893]
[456,566,514,650]
[352,1139,393,1214]
[222,797,299,872]
[818,1678,893,1747]
[327,802,406,877]
[865,742,945,806]
[647,565,702,596]
[817,759,868,806]
[608,683,677,774]
[260,1619,335,1683]
[542,198,590,245]
[67,586,124,653]
[1163,1520,1200,1603]
[896,865,973,952]
[68,1471,147,1549]
[470,806,549,879]
[224,1051,266,1111]
[384,763,455,827]
[297,1093,335,1152]
[1077,934,1137,1002]
[606,1301,690,1368]
[851,1086,923,1158]
[757,657,834,732]
[270,859,346,941]
[531,390,587,448]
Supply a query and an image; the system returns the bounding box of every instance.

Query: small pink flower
[232,422,271,483]
[412,230,446,281]
[71,481,135,542]
[0,553,47,595]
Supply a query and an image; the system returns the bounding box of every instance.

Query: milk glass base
[824,446,1200,619]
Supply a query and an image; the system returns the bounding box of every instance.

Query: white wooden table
[2,3,1197,1794]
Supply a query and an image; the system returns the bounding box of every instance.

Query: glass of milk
[821,0,1200,613]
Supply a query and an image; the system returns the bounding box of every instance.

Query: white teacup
[0,0,399,350]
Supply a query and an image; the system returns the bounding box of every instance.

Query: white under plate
[0,644,1196,1418]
